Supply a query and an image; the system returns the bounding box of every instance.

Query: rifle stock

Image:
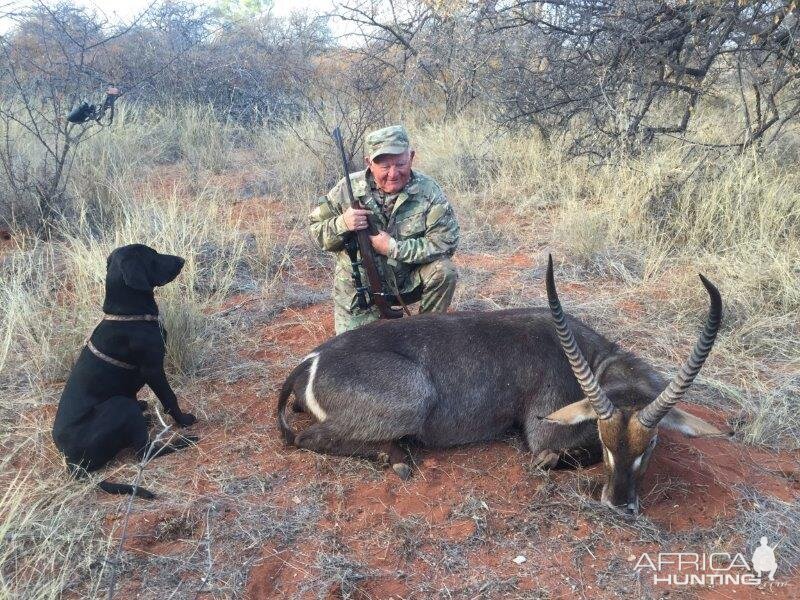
[332,127,403,320]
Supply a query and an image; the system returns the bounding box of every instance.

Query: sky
[68,0,338,23]
[0,1,346,38]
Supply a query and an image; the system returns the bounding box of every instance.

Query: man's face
[366,150,415,194]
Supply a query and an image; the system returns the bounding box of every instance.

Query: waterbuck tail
[277,358,312,445]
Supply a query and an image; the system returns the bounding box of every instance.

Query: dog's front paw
[173,412,197,427]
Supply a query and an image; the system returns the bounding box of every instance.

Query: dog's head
[107,244,185,292]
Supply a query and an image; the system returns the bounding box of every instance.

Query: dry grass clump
[546,142,799,302]
[253,117,341,201]
[736,485,800,571]
[0,451,109,599]
[0,188,268,395]
[413,114,566,207]
[557,146,798,447]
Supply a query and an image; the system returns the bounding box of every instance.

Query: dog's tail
[98,480,155,499]
[67,461,156,499]
[277,357,313,446]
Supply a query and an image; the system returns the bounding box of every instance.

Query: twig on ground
[105,405,177,599]
[194,505,214,598]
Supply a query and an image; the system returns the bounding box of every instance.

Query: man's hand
[172,411,197,427]
[343,207,371,231]
[369,231,393,256]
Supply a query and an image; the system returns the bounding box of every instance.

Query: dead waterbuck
[277,256,726,513]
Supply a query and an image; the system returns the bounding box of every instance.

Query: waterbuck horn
[546,255,615,420]
[638,274,722,429]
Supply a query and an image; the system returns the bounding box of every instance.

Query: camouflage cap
[365,125,410,160]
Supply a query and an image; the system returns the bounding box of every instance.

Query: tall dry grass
[1,105,280,389]
[1,190,265,393]
[0,102,798,597]
[0,104,285,599]
[548,142,799,449]
[0,453,109,599]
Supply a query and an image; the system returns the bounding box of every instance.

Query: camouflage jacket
[308,169,459,293]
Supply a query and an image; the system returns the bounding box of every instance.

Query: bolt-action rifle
[332,127,403,320]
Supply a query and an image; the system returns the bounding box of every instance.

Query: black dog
[52,244,198,499]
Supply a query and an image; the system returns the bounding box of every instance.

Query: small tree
[488,1,800,155]
[0,3,143,236]
[337,0,497,119]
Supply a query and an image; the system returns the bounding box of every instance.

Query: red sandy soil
[9,192,797,598]
[100,259,800,599]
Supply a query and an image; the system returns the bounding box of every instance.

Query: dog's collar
[86,340,136,370]
[82,313,159,370]
[103,313,160,322]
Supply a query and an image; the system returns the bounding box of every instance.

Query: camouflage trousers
[333,257,458,334]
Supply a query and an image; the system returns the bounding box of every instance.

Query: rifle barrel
[330,127,402,320]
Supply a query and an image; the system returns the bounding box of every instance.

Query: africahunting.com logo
[634,537,786,587]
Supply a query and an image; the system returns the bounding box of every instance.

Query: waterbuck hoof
[392,462,412,480]
[533,449,559,471]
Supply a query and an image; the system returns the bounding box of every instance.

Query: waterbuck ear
[659,407,727,437]
[545,398,598,425]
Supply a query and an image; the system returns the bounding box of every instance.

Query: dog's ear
[120,256,152,291]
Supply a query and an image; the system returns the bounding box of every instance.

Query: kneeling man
[309,125,460,333]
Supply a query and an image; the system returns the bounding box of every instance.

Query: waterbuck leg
[523,414,567,470]
[532,447,601,470]
[377,442,412,480]
[524,413,601,471]
[533,449,560,470]
[556,445,603,469]
[295,422,411,479]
